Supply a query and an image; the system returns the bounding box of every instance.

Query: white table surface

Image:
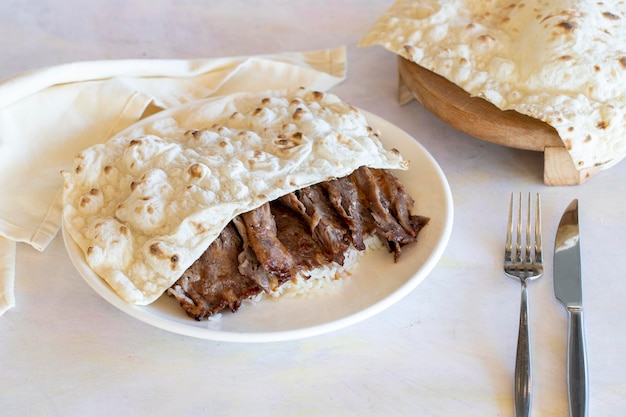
[2,1,625,416]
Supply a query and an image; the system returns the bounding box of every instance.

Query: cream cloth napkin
[0,47,347,315]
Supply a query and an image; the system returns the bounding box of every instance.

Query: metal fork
[504,192,543,417]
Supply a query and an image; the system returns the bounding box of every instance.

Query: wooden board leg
[544,146,599,185]
[398,70,415,106]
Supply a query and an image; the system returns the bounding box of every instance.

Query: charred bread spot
[312,91,324,100]
[261,97,271,105]
[619,57,626,69]
[104,165,113,174]
[170,255,179,269]
[556,21,576,32]
[188,163,204,178]
[150,242,165,258]
[79,189,102,208]
[191,222,207,234]
[130,181,139,191]
[212,124,227,134]
[477,34,496,44]
[129,139,142,147]
[602,11,620,20]
[597,120,609,129]
[274,137,298,149]
[292,107,305,120]
[185,129,203,139]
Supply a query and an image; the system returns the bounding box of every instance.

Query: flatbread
[360,0,626,172]
[61,88,407,305]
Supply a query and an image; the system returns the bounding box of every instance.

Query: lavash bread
[62,88,407,305]
[360,0,626,172]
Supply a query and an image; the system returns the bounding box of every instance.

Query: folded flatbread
[62,88,407,305]
[360,0,626,172]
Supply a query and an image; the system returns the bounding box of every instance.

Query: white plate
[63,110,453,343]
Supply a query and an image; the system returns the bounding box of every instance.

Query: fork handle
[514,283,531,417]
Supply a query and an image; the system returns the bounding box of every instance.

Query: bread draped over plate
[360,0,626,171]
[61,88,407,305]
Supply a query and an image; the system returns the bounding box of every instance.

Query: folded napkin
[0,47,347,315]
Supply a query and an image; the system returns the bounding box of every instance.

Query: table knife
[554,199,588,417]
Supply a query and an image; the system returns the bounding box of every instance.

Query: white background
[1,1,625,416]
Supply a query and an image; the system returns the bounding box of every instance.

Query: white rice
[237,235,385,310]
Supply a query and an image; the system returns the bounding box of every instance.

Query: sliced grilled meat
[371,168,428,238]
[350,167,427,260]
[232,216,277,293]
[240,202,296,280]
[322,175,374,251]
[280,185,351,265]
[168,167,429,320]
[167,223,262,320]
[272,202,331,270]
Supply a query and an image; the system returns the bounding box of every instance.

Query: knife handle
[514,284,531,417]
[567,309,588,417]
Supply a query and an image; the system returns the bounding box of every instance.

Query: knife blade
[554,199,588,417]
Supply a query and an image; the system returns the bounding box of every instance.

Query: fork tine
[525,193,532,264]
[534,193,542,264]
[506,192,543,267]
[505,192,514,263]
[515,192,522,264]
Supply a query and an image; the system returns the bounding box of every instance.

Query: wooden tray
[397,56,599,185]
